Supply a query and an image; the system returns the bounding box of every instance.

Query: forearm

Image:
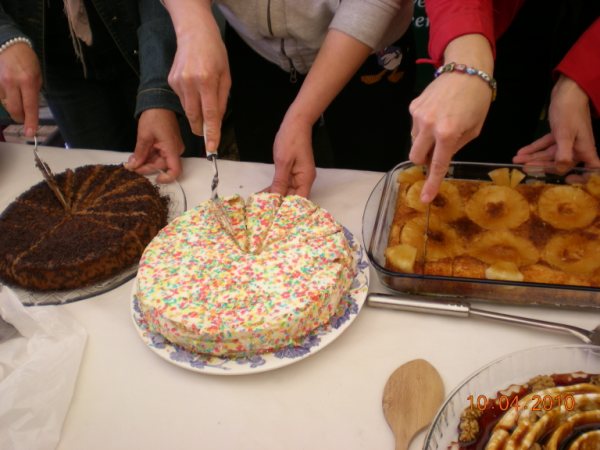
[161,0,216,38]
[443,34,494,74]
[331,0,413,51]
[285,29,371,125]
[555,18,600,115]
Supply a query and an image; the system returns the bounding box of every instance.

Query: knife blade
[32,136,70,211]
[206,150,243,251]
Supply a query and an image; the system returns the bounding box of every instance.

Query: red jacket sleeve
[555,18,600,115]
[424,0,523,66]
[425,0,496,66]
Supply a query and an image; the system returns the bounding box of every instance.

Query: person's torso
[1,0,141,79]
[216,0,339,74]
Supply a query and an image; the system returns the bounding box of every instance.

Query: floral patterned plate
[130,228,369,375]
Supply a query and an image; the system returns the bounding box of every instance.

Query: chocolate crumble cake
[0,164,169,291]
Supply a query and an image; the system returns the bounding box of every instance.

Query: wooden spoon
[383,359,445,450]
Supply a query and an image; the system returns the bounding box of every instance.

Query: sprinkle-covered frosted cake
[136,193,355,358]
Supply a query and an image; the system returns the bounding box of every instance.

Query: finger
[179,79,204,136]
[410,122,418,144]
[4,88,24,123]
[575,128,600,168]
[514,133,555,157]
[584,154,600,169]
[408,129,434,166]
[269,174,290,196]
[199,82,222,153]
[158,149,183,183]
[217,74,231,120]
[553,134,575,171]
[293,181,311,198]
[514,146,557,164]
[420,144,453,203]
[20,84,40,137]
[258,185,271,194]
[127,134,154,170]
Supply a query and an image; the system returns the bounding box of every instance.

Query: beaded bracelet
[434,62,497,101]
[0,37,33,55]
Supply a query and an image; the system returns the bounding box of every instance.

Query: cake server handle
[366,292,595,344]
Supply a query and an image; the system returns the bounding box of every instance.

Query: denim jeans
[0,0,203,155]
[43,68,138,151]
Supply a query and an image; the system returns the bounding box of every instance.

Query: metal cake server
[367,292,600,345]
[205,149,242,250]
[32,136,70,211]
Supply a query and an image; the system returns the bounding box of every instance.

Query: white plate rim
[130,227,369,375]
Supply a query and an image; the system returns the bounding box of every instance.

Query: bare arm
[270,29,371,197]
[409,33,495,202]
[161,0,230,153]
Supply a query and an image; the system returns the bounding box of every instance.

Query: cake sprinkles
[136,193,356,358]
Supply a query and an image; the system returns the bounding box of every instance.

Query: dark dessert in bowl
[423,345,600,450]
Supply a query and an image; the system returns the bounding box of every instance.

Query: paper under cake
[136,193,356,358]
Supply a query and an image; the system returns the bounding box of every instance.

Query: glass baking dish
[362,161,600,309]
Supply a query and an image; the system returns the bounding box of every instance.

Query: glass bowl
[423,344,600,450]
[362,161,600,308]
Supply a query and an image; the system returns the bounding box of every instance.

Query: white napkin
[0,286,87,450]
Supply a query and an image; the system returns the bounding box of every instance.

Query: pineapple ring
[385,243,418,273]
[585,172,600,198]
[405,180,463,221]
[542,233,600,275]
[465,185,530,230]
[400,215,461,261]
[468,231,539,267]
[397,165,426,185]
[538,185,597,230]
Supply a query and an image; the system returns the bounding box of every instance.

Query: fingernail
[25,127,35,137]
[205,139,216,154]
[125,155,137,169]
[159,173,174,183]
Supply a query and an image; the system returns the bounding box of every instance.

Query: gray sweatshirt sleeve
[329,0,413,51]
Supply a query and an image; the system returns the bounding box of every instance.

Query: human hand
[0,41,42,137]
[166,1,230,153]
[268,116,316,197]
[513,75,599,170]
[409,73,493,202]
[409,34,494,203]
[125,109,184,183]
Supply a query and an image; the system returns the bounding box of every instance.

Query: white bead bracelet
[0,37,33,55]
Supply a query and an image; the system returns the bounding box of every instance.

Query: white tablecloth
[0,142,597,450]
